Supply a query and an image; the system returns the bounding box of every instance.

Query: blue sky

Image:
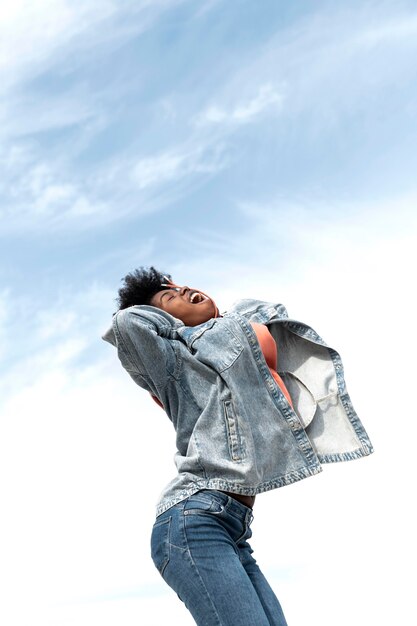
[1,1,416,625]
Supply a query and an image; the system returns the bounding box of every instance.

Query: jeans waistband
[197,489,254,525]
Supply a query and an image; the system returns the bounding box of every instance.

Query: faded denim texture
[103,299,373,516]
[151,489,288,626]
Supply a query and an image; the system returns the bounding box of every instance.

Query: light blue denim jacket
[103,299,373,516]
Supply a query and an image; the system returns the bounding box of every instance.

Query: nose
[179,286,190,296]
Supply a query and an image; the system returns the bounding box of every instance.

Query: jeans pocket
[183,492,225,516]
[151,516,171,575]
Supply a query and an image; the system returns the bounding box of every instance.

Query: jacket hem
[155,464,323,517]
[318,444,374,464]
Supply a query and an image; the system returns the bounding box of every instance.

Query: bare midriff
[221,492,256,509]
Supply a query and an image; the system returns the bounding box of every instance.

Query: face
[149,285,217,326]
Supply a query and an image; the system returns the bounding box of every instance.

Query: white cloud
[0,137,225,232]
[195,83,284,127]
[131,141,228,190]
[191,4,417,140]
[0,0,116,92]
[127,83,284,208]
[195,192,417,318]
[357,11,417,46]
[0,1,191,94]
[0,0,198,233]
[0,153,106,229]
[0,91,100,140]
[0,290,10,361]
[36,310,77,341]
[133,152,189,190]
[3,2,417,235]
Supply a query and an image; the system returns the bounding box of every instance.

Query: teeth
[190,291,204,303]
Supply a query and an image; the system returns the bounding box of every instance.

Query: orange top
[250,322,293,407]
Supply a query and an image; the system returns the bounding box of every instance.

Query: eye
[161,291,176,302]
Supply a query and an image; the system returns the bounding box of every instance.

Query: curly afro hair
[116,266,172,310]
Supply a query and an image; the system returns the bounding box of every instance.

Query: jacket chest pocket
[188,321,244,373]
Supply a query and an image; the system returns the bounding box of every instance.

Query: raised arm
[108,305,179,401]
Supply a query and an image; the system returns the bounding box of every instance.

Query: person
[103,266,373,626]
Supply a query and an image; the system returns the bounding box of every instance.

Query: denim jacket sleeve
[106,306,180,394]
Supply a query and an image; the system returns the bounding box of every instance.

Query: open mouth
[189,290,208,304]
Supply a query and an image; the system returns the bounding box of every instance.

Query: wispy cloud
[0,147,108,231]
[0,0,116,92]
[0,0,196,234]
[170,189,417,326]
[0,290,9,362]
[0,79,282,232]
[3,2,417,235]
[131,141,228,190]
[194,83,284,127]
[254,7,417,119]
[356,11,417,46]
[0,89,102,140]
[0,0,192,94]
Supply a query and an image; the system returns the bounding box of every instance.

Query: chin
[188,312,212,326]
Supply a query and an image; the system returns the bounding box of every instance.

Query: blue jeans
[151,490,288,626]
